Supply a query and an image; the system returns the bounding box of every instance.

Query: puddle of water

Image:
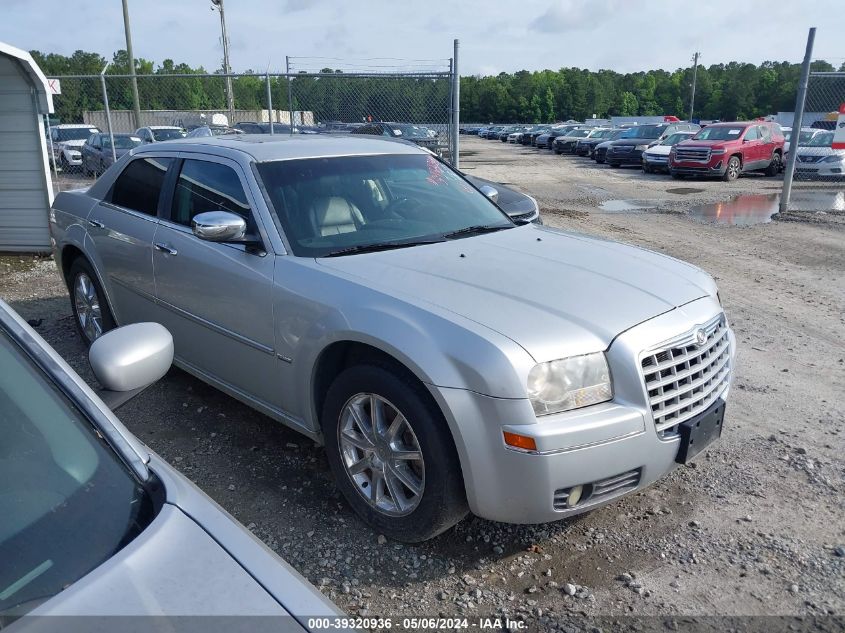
[689,189,845,225]
[598,199,657,213]
[689,194,779,226]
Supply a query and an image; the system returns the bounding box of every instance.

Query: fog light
[503,431,537,452]
[568,485,584,507]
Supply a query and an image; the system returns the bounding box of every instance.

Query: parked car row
[477,119,803,182]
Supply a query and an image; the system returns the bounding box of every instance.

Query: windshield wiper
[322,238,445,257]
[442,224,513,240]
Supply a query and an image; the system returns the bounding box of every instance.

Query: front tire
[321,364,467,542]
[68,258,115,346]
[722,156,741,181]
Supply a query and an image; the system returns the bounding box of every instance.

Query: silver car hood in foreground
[317,224,715,362]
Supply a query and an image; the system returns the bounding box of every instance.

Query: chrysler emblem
[695,329,707,346]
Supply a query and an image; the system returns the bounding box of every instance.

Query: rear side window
[744,126,759,141]
[170,159,250,227]
[110,157,173,216]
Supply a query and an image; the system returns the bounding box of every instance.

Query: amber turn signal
[503,431,537,452]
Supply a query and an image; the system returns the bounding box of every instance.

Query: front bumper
[795,164,845,179]
[606,147,646,165]
[643,154,670,169]
[430,296,735,524]
[61,152,83,166]
[669,157,726,176]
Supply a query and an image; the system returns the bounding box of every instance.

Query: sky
[1,0,843,76]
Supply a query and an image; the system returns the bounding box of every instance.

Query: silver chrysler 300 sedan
[49,135,736,542]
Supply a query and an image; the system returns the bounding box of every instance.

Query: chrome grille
[674,147,710,162]
[641,316,731,436]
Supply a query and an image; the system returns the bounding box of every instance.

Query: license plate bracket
[675,400,726,464]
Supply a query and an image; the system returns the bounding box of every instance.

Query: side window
[170,159,251,227]
[109,157,174,216]
[92,135,102,149]
[744,126,759,141]
[760,125,772,143]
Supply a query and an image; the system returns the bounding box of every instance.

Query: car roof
[54,123,97,128]
[132,134,426,162]
[147,125,183,129]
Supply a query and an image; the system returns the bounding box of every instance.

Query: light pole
[121,0,142,129]
[689,51,700,121]
[211,0,235,118]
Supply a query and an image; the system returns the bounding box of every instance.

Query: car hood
[796,146,838,157]
[676,139,731,149]
[645,144,672,156]
[609,138,657,146]
[58,140,86,149]
[316,225,714,362]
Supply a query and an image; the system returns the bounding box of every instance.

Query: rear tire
[764,153,781,177]
[321,363,468,542]
[68,258,115,346]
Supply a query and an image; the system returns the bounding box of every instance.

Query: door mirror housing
[478,184,499,203]
[89,322,173,409]
[191,211,247,242]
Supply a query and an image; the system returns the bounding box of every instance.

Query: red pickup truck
[669,122,784,181]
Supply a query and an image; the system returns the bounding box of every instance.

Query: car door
[741,125,762,168]
[86,155,174,324]
[151,155,280,410]
[81,134,95,172]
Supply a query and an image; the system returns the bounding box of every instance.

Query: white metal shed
[0,42,54,253]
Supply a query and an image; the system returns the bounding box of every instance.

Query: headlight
[711,149,726,155]
[527,352,612,416]
[822,154,845,163]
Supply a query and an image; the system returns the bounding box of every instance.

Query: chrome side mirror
[478,184,499,203]
[89,322,173,409]
[191,210,247,242]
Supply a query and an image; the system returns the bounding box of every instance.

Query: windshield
[152,128,184,141]
[589,129,609,138]
[0,330,154,619]
[104,136,142,150]
[806,132,834,147]
[391,125,429,139]
[624,125,666,139]
[569,129,590,138]
[662,133,693,146]
[55,128,97,142]
[797,130,818,145]
[256,153,514,257]
[694,126,747,141]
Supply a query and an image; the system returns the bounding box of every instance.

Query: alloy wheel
[338,393,425,516]
[73,272,103,341]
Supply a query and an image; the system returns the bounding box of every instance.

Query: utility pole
[211,0,235,118]
[780,28,816,215]
[121,0,142,129]
[689,51,700,121]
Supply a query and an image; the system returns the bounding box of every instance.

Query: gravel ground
[3,139,844,630]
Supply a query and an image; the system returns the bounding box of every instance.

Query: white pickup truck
[49,124,99,171]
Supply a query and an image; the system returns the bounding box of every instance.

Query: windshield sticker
[728,129,741,135]
[426,155,446,186]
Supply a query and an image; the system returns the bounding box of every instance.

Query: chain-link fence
[46,57,458,169]
[788,72,845,187]
[781,29,845,213]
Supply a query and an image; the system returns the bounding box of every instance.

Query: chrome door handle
[154,242,178,256]
[88,219,105,228]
